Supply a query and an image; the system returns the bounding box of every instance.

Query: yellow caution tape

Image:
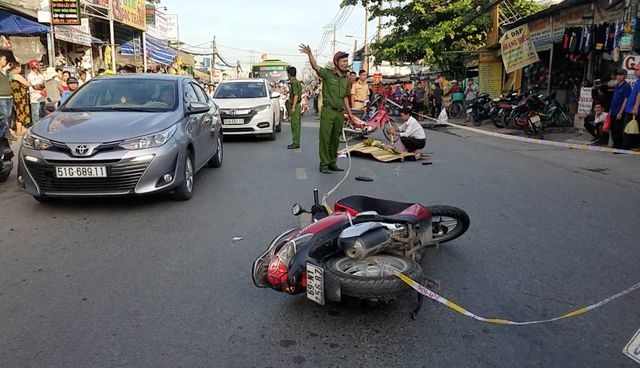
[382,263,640,325]
[385,98,640,156]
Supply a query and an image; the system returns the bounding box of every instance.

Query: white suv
[212,79,282,140]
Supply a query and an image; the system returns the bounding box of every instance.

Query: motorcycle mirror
[292,203,306,216]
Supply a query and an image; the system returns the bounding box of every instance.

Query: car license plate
[224,119,244,125]
[306,263,325,305]
[55,166,107,178]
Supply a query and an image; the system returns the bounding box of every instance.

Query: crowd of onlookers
[1,51,85,141]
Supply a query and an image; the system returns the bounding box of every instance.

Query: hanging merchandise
[0,35,10,50]
[8,36,45,64]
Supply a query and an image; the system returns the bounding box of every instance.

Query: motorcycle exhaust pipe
[338,222,392,261]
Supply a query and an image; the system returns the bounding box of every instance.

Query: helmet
[28,59,39,69]
[333,51,349,66]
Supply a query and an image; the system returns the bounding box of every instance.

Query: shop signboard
[165,14,179,43]
[622,55,639,86]
[146,11,168,40]
[112,0,146,30]
[51,0,81,25]
[84,0,108,8]
[478,52,502,98]
[578,87,593,117]
[500,24,539,74]
[54,17,92,46]
[146,4,156,26]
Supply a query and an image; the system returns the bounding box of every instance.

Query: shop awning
[119,34,176,66]
[0,10,49,35]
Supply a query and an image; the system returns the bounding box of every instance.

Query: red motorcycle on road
[340,95,399,143]
[252,189,470,305]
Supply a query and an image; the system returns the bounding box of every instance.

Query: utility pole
[332,23,336,56]
[364,6,369,73]
[211,36,216,83]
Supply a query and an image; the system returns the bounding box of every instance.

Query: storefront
[505,0,632,100]
[0,8,49,64]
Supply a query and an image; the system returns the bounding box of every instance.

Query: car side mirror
[271,92,281,99]
[186,101,210,115]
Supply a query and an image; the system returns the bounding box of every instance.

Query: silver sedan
[17,74,223,202]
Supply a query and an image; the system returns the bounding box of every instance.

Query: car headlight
[253,104,271,112]
[119,125,177,150]
[22,132,52,150]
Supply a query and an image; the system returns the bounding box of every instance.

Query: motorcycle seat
[334,195,427,225]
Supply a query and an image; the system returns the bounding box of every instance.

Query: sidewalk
[423,116,596,146]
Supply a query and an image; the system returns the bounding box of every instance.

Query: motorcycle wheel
[472,110,482,126]
[382,119,399,143]
[449,103,463,119]
[493,109,506,128]
[429,205,470,244]
[339,121,358,143]
[324,254,422,300]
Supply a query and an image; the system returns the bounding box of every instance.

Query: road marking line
[296,168,308,180]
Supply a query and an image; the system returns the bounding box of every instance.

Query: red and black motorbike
[252,189,470,305]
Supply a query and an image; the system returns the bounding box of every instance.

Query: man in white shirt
[26,59,45,125]
[584,102,609,144]
[391,107,426,158]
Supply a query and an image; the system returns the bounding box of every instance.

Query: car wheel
[268,118,277,141]
[207,133,223,168]
[173,151,195,201]
[276,113,282,132]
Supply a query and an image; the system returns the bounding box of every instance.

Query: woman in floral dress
[7,63,30,134]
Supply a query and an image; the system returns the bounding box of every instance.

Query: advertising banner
[112,0,145,30]
[479,52,503,98]
[500,24,540,74]
[164,14,179,42]
[51,0,81,25]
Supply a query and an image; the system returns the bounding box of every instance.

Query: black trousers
[400,136,426,152]
[611,115,625,149]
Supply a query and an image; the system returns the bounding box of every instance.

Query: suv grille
[25,160,149,194]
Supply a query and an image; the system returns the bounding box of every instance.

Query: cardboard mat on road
[339,141,417,162]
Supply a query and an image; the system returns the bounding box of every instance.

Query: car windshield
[61,78,179,112]
[213,81,267,99]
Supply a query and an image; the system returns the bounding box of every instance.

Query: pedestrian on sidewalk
[584,102,609,144]
[622,63,640,149]
[432,82,443,118]
[287,66,302,150]
[7,62,30,135]
[299,44,355,174]
[26,59,45,126]
[609,68,631,149]
[0,52,13,140]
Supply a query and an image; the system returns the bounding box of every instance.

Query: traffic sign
[623,327,640,364]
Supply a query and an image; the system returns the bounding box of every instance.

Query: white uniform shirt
[399,116,426,140]
[27,71,44,104]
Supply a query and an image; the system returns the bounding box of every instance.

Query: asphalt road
[1,116,639,367]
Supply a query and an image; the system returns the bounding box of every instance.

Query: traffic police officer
[299,44,354,173]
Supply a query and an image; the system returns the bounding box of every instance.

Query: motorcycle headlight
[119,125,177,150]
[253,104,271,112]
[22,132,52,150]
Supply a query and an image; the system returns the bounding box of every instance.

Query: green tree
[341,0,544,77]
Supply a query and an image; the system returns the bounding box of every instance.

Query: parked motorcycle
[0,117,14,182]
[252,189,470,305]
[467,93,493,126]
[340,95,399,143]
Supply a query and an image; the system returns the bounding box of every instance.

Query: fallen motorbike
[0,117,14,182]
[340,94,398,143]
[252,189,470,305]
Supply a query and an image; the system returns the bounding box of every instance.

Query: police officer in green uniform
[299,44,354,173]
[287,66,302,149]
